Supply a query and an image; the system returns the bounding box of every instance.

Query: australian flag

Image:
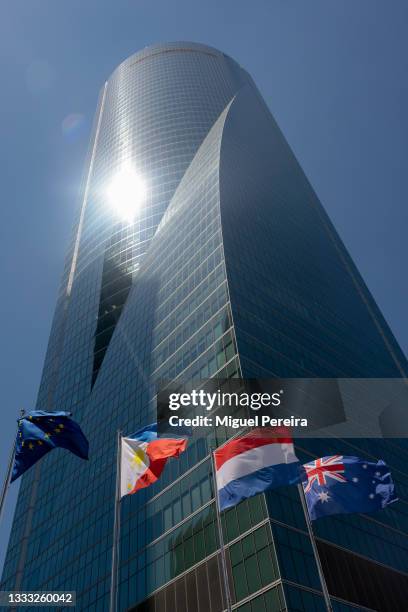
[303,455,398,521]
[11,410,89,482]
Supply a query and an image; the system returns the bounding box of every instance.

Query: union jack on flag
[304,455,346,493]
[302,455,398,521]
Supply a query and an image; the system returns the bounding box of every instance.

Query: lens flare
[62,113,86,140]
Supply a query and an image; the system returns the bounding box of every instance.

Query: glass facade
[2,42,408,611]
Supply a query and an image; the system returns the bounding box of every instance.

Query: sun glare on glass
[107,164,146,222]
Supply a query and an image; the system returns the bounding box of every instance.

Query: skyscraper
[2,41,408,611]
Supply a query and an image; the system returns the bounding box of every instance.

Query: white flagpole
[0,437,16,528]
[0,410,24,528]
[210,449,232,612]
[297,484,333,612]
[110,429,122,612]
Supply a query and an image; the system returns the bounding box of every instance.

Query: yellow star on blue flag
[11,410,89,482]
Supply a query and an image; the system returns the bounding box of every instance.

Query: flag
[120,423,187,498]
[302,455,398,520]
[12,410,89,482]
[214,427,306,511]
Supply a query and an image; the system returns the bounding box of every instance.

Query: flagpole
[0,410,24,528]
[297,484,333,612]
[110,429,122,612]
[210,449,232,612]
[0,436,16,528]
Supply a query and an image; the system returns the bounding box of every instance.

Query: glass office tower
[2,42,408,611]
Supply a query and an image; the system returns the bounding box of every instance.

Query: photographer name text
[168,415,308,429]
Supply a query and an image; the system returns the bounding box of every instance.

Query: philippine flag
[214,428,305,511]
[120,423,187,498]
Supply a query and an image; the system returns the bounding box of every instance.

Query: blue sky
[1,0,407,573]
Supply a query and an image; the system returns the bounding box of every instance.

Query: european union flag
[303,455,398,521]
[11,410,89,482]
